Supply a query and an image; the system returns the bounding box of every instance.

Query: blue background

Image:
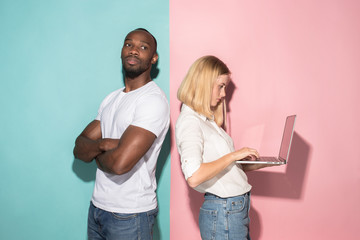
[0,0,170,239]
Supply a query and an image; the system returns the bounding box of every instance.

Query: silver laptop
[237,115,296,165]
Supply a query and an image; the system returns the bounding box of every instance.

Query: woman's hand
[231,147,259,162]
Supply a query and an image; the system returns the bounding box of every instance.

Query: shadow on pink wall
[247,132,311,239]
[248,132,311,199]
[184,131,311,239]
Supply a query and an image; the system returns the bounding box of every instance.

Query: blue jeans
[87,202,158,240]
[199,192,251,240]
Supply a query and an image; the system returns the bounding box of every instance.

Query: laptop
[236,115,296,165]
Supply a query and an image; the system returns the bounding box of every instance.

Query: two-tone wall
[1,0,359,239]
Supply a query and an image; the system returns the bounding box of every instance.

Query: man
[73,28,170,240]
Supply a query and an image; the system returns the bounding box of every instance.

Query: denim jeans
[87,202,158,240]
[199,192,251,240]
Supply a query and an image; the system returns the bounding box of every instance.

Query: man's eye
[141,46,148,50]
[125,43,131,47]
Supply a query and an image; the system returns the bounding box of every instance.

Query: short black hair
[134,28,157,52]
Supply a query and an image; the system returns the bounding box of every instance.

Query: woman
[175,55,268,240]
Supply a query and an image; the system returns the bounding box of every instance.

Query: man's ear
[151,53,159,64]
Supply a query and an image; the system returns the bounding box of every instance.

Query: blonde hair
[177,55,230,127]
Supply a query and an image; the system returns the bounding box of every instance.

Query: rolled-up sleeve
[175,115,203,180]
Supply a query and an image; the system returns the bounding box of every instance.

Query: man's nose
[129,46,139,55]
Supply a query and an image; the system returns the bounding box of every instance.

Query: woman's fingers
[234,147,260,161]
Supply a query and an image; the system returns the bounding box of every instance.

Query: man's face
[121,30,158,78]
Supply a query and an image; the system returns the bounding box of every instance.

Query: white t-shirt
[92,81,170,213]
[175,104,251,198]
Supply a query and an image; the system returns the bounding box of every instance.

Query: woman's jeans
[87,202,158,240]
[199,192,251,240]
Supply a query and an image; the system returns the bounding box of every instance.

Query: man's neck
[123,74,152,93]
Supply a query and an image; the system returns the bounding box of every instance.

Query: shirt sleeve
[175,114,204,180]
[132,93,170,137]
[95,90,118,121]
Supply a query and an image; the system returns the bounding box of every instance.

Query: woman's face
[211,74,231,108]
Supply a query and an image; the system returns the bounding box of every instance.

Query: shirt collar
[182,104,212,122]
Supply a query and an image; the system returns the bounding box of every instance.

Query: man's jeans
[88,202,158,240]
[199,192,251,240]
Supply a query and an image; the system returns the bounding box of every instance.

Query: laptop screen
[278,115,296,161]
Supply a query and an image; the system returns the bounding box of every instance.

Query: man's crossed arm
[73,120,156,175]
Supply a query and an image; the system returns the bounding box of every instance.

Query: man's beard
[124,66,145,79]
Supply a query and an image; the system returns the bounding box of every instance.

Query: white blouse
[175,104,252,198]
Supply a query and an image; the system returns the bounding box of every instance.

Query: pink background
[170,0,360,239]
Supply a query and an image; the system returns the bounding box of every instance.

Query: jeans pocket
[229,196,246,213]
[111,212,137,221]
[227,196,250,239]
[199,207,217,240]
[108,212,139,239]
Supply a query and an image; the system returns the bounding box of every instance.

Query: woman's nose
[221,89,226,98]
